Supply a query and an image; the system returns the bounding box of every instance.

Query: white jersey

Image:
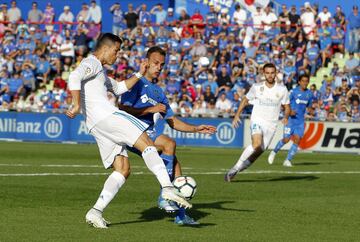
[68,55,121,131]
[246,81,289,129]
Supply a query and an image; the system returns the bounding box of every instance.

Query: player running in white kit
[66,33,191,228]
[225,63,290,182]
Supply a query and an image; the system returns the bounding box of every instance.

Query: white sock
[234,160,252,172]
[93,171,125,212]
[142,146,173,188]
[233,145,255,171]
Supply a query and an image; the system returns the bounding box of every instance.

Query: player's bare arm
[282,104,290,125]
[123,60,148,90]
[119,103,166,116]
[232,96,249,128]
[166,116,217,134]
[66,90,81,119]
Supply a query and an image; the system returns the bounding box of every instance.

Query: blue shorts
[127,129,162,157]
[283,123,305,139]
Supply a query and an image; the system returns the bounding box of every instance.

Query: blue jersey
[289,86,313,125]
[120,77,174,130]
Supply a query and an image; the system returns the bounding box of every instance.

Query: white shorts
[250,121,276,150]
[90,111,149,168]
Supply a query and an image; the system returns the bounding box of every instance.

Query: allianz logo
[216,122,236,145]
[44,117,63,138]
[0,116,62,138]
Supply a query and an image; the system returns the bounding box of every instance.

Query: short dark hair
[94,33,122,51]
[146,46,166,59]
[263,63,276,71]
[298,74,310,82]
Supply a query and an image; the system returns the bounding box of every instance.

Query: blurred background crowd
[0,1,359,122]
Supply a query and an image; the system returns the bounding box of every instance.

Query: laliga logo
[44,117,63,138]
[216,122,236,144]
[299,122,324,149]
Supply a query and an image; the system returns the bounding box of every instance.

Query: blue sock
[287,144,298,161]
[274,140,286,153]
[160,154,174,181]
[176,207,186,220]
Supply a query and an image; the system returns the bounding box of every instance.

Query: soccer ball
[173,176,197,200]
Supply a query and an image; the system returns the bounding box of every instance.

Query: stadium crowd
[0,1,359,122]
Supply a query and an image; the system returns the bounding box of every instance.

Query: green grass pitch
[0,141,359,242]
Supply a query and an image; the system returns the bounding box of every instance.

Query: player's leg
[155,135,199,225]
[153,135,179,212]
[174,157,182,177]
[133,132,191,209]
[225,122,264,182]
[283,125,303,167]
[154,135,176,180]
[87,154,129,228]
[268,125,292,164]
[85,125,129,229]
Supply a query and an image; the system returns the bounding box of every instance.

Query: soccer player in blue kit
[268,74,313,167]
[119,46,217,225]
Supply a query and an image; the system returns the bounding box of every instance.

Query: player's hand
[149,103,166,113]
[139,59,148,76]
[66,105,80,119]
[281,117,288,125]
[232,116,241,128]
[195,125,217,134]
[290,110,297,116]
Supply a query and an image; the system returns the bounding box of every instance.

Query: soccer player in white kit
[225,63,290,182]
[66,33,191,228]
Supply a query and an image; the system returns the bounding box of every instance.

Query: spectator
[218,8,230,25]
[86,0,102,24]
[27,1,43,24]
[330,25,345,55]
[73,27,88,53]
[261,5,278,32]
[137,4,151,25]
[252,6,265,30]
[300,2,316,39]
[288,5,300,31]
[216,65,232,92]
[306,40,320,76]
[7,71,24,100]
[76,3,89,22]
[150,3,166,25]
[0,3,8,22]
[345,52,359,74]
[35,55,50,84]
[179,9,190,24]
[86,21,101,49]
[59,6,74,29]
[317,6,332,24]
[7,0,21,23]
[189,9,204,30]
[124,4,138,30]
[165,7,175,26]
[189,39,207,59]
[215,92,232,117]
[232,4,246,27]
[59,37,75,63]
[109,3,124,36]
[334,5,346,28]
[205,4,217,25]
[42,2,54,25]
[347,5,360,52]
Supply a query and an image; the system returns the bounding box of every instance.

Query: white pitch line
[1,171,360,177]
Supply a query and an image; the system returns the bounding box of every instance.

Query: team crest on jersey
[140,94,149,103]
[86,67,91,74]
[276,93,280,98]
[260,87,264,92]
